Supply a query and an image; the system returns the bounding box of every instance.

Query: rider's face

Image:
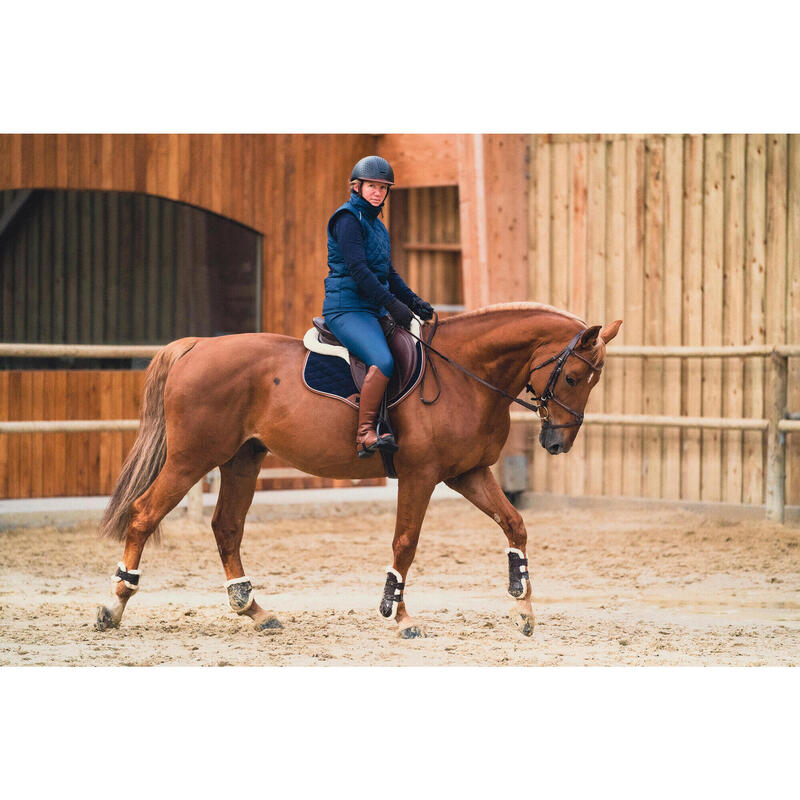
[358,180,390,206]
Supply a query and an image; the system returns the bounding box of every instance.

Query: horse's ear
[579,325,602,350]
[600,319,622,343]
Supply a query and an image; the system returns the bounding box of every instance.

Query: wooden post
[187,480,204,523]
[766,353,787,522]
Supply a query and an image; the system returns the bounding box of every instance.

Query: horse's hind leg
[96,460,205,631]
[445,466,534,637]
[212,440,281,633]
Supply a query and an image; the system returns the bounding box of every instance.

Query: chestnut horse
[95,303,621,639]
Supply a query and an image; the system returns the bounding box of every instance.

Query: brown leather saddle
[311,315,424,407]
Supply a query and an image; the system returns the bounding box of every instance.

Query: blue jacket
[323,192,392,315]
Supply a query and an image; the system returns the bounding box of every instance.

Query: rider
[323,155,435,458]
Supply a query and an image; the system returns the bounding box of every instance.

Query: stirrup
[374,433,398,454]
[357,431,395,458]
[357,440,379,458]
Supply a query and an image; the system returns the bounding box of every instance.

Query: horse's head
[530,319,622,455]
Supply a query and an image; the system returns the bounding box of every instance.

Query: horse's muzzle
[539,424,570,455]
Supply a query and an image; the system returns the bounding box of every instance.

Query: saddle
[302,315,425,409]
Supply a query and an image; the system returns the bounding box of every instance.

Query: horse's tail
[99,337,199,541]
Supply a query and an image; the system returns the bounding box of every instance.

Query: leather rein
[404,312,601,430]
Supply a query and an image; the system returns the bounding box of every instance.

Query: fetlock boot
[356,366,395,457]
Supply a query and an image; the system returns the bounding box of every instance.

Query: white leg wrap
[113,561,141,593]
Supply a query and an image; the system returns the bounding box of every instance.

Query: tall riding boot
[356,365,394,458]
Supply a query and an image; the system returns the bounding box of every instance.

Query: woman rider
[323,155,435,458]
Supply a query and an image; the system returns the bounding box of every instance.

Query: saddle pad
[302,341,425,410]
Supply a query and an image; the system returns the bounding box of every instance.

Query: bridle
[524,329,603,429]
[406,314,603,429]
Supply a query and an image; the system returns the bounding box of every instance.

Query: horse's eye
[565,375,576,387]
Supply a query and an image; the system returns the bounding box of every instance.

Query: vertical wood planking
[1,133,385,496]
[643,137,665,498]
[532,137,551,302]
[681,136,704,501]
[787,136,800,504]
[27,194,40,340]
[604,139,626,496]
[548,142,570,494]
[723,135,746,503]
[4,133,795,504]
[622,136,646,497]
[408,188,420,293]
[765,135,788,348]
[6,374,21,497]
[29,372,44,496]
[528,137,551,489]
[765,135,788,509]
[39,192,53,343]
[662,135,684,500]
[585,140,606,496]
[569,140,588,317]
[15,375,31,496]
[743,135,767,505]
[701,135,724,502]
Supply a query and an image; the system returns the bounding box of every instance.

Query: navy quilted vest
[323,192,391,314]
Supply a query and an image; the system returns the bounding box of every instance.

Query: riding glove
[386,297,414,329]
[413,299,435,321]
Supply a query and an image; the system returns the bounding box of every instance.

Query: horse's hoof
[398,625,427,639]
[510,610,534,637]
[95,605,120,632]
[253,616,283,633]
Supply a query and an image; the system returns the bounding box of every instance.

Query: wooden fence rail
[514,343,797,523]
[2,342,797,521]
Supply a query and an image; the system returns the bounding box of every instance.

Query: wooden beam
[376,134,458,187]
[402,242,462,252]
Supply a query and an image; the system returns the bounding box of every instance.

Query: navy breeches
[323,311,394,378]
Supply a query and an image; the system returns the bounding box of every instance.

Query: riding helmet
[350,156,394,185]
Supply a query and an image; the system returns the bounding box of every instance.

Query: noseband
[524,330,602,429]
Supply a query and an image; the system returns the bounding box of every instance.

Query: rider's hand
[386,297,414,329]
[414,299,435,321]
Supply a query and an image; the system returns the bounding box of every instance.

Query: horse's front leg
[446,466,534,636]
[380,474,436,639]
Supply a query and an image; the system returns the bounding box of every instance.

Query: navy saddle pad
[302,342,424,409]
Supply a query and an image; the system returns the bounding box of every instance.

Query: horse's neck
[437,310,580,397]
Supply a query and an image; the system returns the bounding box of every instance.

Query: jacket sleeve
[387,266,420,308]
[332,212,394,307]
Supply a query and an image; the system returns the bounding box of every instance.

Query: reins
[402,312,600,428]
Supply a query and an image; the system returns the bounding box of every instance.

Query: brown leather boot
[356,365,394,458]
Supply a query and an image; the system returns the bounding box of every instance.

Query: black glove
[413,299,435,321]
[386,297,414,329]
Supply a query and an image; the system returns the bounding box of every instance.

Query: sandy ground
[1,498,798,666]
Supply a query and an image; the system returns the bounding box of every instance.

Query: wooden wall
[2,134,797,508]
[0,371,144,498]
[0,134,375,338]
[0,134,376,498]
[0,189,260,349]
[526,134,800,507]
[389,186,463,308]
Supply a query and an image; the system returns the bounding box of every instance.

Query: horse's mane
[442,302,586,326]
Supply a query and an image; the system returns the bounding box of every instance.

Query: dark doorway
[0,189,262,368]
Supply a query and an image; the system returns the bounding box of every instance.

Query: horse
[95,302,621,639]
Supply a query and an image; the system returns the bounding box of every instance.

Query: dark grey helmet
[350,156,394,185]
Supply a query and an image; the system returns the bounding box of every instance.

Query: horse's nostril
[547,442,562,455]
